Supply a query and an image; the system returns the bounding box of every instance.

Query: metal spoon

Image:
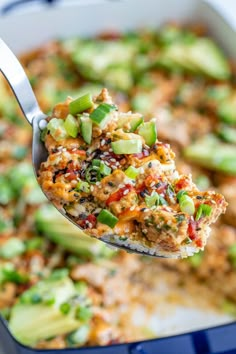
[0,38,193,259]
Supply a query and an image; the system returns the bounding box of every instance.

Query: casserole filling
[0,24,236,349]
[38,88,226,258]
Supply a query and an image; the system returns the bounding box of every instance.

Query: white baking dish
[0,0,235,348]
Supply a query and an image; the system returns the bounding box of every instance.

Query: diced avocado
[159,25,183,45]
[218,125,236,143]
[187,38,230,80]
[0,175,14,205]
[35,204,115,259]
[221,300,236,317]
[159,42,197,72]
[156,36,230,79]
[218,95,236,125]
[125,166,139,179]
[184,135,236,175]
[47,118,68,141]
[0,238,25,259]
[9,275,92,346]
[66,324,90,347]
[63,39,137,90]
[187,251,204,268]
[194,175,211,191]
[111,139,142,154]
[205,85,231,103]
[131,93,151,115]
[80,116,92,144]
[228,243,236,268]
[138,120,157,146]
[64,114,79,138]
[0,263,28,285]
[117,113,144,132]
[103,66,133,91]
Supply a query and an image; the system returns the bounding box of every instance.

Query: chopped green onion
[75,281,88,295]
[145,191,159,208]
[69,93,93,115]
[111,139,142,154]
[49,268,69,281]
[99,161,111,176]
[60,302,71,315]
[159,196,168,206]
[176,190,188,202]
[40,127,48,142]
[179,195,195,215]
[25,237,43,251]
[76,181,91,194]
[30,293,42,304]
[228,244,236,267]
[92,159,101,167]
[0,307,10,320]
[125,166,139,179]
[195,204,212,221]
[85,166,101,184]
[90,103,116,128]
[97,209,118,228]
[43,294,55,306]
[64,114,79,138]
[76,306,92,322]
[0,263,28,285]
[0,238,25,259]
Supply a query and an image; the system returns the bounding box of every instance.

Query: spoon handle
[0,38,45,125]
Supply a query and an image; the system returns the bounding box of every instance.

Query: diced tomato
[79,214,97,229]
[187,220,198,240]
[136,182,146,194]
[65,170,78,181]
[175,176,191,192]
[195,238,203,248]
[106,184,133,205]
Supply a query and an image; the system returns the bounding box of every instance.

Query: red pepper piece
[106,184,133,206]
[195,238,203,248]
[175,176,191,192]
[187,220,198,240]
[79,214,97,229]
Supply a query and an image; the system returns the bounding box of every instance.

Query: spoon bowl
[0,38,193,259]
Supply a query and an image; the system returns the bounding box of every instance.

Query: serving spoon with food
[0,38,227,259]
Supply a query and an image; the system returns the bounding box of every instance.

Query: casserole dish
[0,0,236,353]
